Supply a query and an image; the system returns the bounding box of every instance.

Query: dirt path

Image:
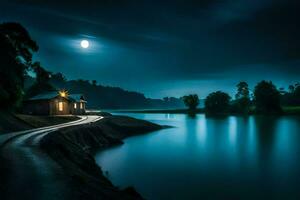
[0,115,102,200]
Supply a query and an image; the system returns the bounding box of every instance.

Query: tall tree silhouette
[0,22,38,110]
[254,81,282,114]
[233,81,251,113]
[235,82,250,99]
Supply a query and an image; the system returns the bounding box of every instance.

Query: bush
[205,91,231,114]
[182,94,199,111]
[254,81,282,114]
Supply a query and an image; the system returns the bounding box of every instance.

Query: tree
[163,97,170,102]
[92,80,97,86]
[0,22,38,64]
[235,81,250,99]
[182,94,199,111]
[205,91,231,114]
[292,84,300,105]
[288,85,295,93]
[0,22,38,110]
[26,62,54,98]
[233,81,251,113]
[254,81,282,114]
[32,62,51,84]
[50,72,67,88]
[280,83,300,106]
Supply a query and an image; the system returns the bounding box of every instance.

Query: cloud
[2,0,299,97]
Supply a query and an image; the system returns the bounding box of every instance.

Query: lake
[95,113,300,200]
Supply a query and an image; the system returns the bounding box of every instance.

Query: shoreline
[39,115,165,200]
[111,108,204,114]
[111,106,300,115]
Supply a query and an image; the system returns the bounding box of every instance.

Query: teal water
[95,114,300,200]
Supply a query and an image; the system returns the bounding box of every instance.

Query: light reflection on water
[95,113,300,200]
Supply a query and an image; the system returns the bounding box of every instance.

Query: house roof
[69,94,86,102]
[28,92,86,102]
[29,91,59,100]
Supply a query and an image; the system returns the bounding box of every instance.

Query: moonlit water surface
[95,114,300,200]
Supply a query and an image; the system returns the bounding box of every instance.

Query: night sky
[1,0,299,98]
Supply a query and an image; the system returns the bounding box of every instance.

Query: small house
[23,91,87,115]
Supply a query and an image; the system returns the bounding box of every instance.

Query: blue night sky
[1,0,299,98]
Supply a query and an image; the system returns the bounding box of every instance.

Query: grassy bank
[15,114,80,127]
[40,115,164,200]
[0,113,79,134]
[0,112,32,133]
[283,106,300,115]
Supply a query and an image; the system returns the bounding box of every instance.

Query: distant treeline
[182,81,300,115]
[24,74,184,109]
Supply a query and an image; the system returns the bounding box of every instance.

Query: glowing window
[80,102,83,109]
[58,102,63,111]
[74,103,77,109]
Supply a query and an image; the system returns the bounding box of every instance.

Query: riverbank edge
[39,115,166,200]
[112,106,300,115]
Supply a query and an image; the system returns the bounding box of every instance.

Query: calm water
[95,114,300,200]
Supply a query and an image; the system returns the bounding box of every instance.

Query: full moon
[80,40,89,48]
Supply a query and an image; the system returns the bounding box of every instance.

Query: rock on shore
[40,115,163,200]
